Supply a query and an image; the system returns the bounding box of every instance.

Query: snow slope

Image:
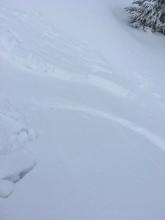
[0,0,165,219]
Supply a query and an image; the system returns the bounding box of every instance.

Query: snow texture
[0,0,165,219]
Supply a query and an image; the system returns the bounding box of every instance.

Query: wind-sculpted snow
[0,2,106,76]
[0,1,162,103]
[0,1,134,101]
[0,0,165,220]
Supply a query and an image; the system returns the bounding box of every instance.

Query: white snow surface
[0,0,165,219]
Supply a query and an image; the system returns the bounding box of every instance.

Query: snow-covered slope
[0,0,165,219]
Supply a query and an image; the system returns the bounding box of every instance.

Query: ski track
[53,103,165,152]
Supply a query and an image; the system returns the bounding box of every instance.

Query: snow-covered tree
[126,0,165,34]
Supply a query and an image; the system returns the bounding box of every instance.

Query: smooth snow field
[0,0,165,219]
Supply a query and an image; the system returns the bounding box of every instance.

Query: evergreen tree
[125,0,165,35]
